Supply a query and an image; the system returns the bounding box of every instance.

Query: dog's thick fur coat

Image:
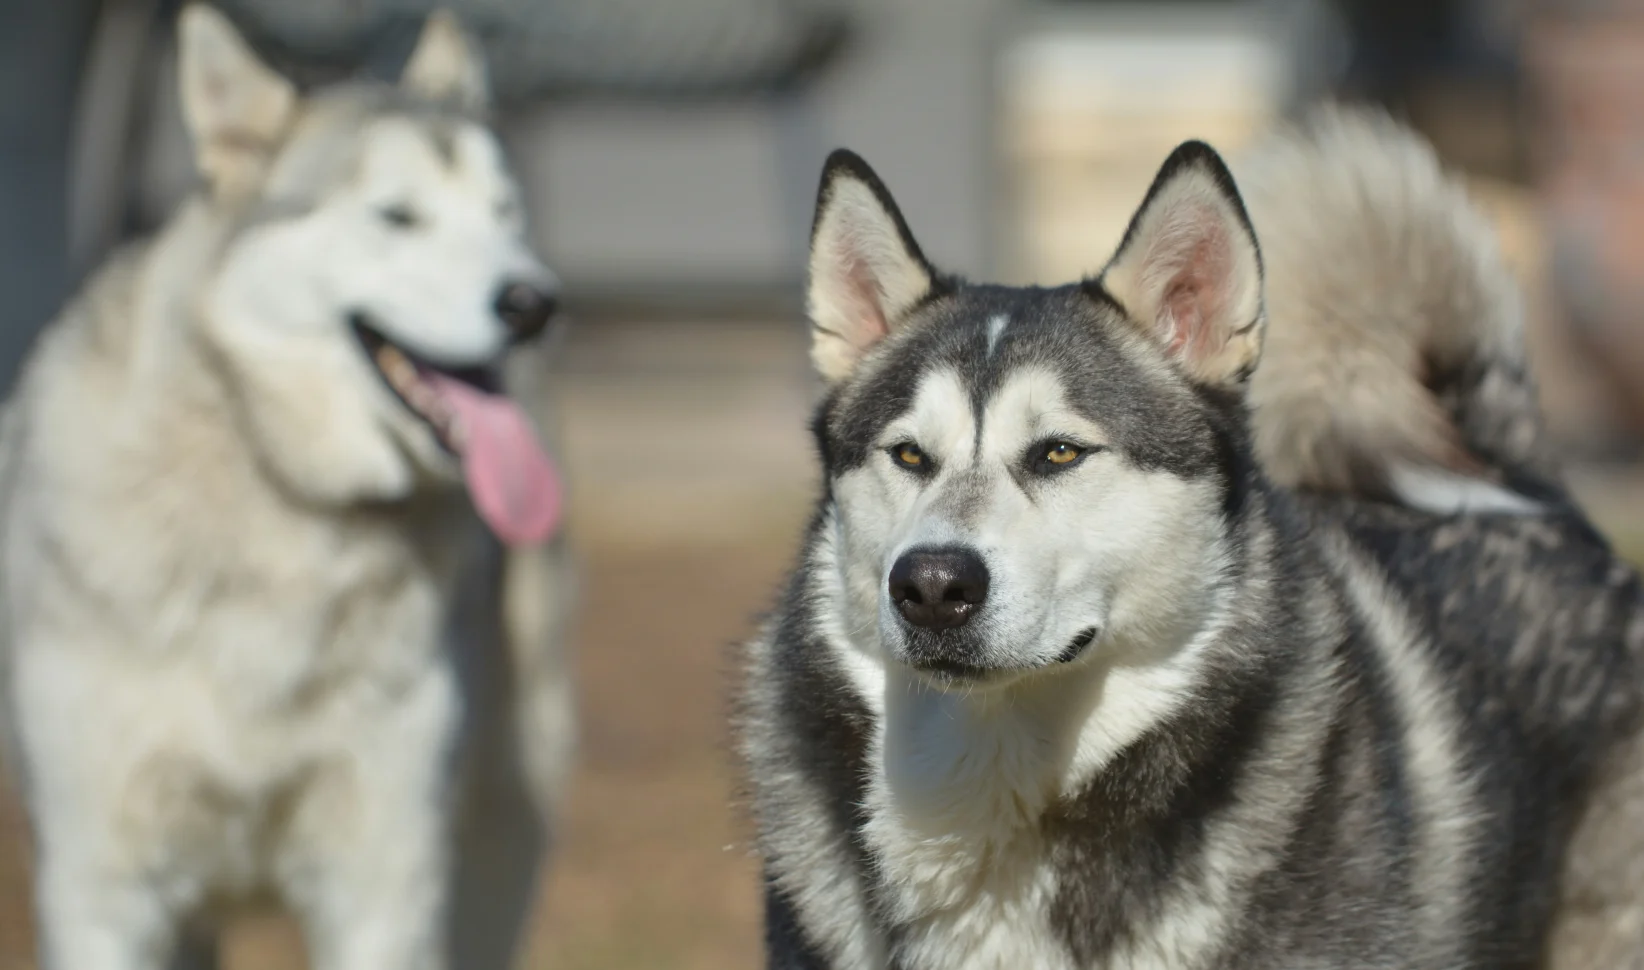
[739,107,1644,969]
[0,8,574,969]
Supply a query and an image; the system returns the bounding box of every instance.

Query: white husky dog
[0,6,575,968]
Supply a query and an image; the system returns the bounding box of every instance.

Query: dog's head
[179,5,560,545]
[807,145,1264,689]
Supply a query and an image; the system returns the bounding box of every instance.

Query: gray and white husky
[739,107,1644,969]
[0,6,574,969]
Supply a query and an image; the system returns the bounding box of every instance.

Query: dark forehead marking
[425,119,461,169]
[381,101,473,172]
[253,81,480,197]
[821,282,1230,484]
[226,85,486,237]
[315,81,478,168]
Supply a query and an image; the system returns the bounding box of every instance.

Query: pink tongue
[422,373,563,547]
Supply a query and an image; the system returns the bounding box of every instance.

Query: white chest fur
[834,640,1205,970]
[849,662,1068,970]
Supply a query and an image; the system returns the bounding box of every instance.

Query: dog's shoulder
[48,238,159,367]
[1300,493,1643,743]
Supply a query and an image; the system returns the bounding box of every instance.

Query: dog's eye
[890,442,927,470]
[379,204,422,229]
[1045,443,1082,465]
[1032,440,1093,474]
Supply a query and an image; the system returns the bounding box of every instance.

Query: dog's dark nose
[888,546,990,631]
[493,281,557,343]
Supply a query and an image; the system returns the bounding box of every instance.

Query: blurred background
[3,0,1644,966]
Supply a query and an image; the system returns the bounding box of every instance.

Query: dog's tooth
[375,349,464,450]
[376,345,417,390]
[374,344,401,373]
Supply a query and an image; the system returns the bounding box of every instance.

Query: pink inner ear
[1161,221,1232,361]
[843,252,890,349]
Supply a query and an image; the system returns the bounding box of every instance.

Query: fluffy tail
[1234,106,1553,512]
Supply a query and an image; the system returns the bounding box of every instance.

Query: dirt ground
[0,317,819,970]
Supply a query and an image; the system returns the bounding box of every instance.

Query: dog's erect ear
[401,10,489,112]
[1100,141,1264,388]
[178,4,295,197]
[808,150,940,385]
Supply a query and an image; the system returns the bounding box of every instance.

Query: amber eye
[1044,442,1083,465]
[892,443,926,468]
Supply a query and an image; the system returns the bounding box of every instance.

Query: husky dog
[738,107,1644,969]
[0,6,574,968]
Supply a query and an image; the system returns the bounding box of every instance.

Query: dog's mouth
[910,656,997,686]
[1054,627,1099,665]
[906,626,1100,688]
[348,314,563,547]
[351,316,500,453]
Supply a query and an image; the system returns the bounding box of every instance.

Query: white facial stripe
[886,368,974,463]
[977,367,1108,465]
[986,314,1010,358]
[882,368,977,553]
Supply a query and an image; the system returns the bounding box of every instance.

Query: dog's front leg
[302,877,447,970]
[21,715,196,970]
[32,850,176,970]
[283,768,452,970]
[280,672,460,970]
